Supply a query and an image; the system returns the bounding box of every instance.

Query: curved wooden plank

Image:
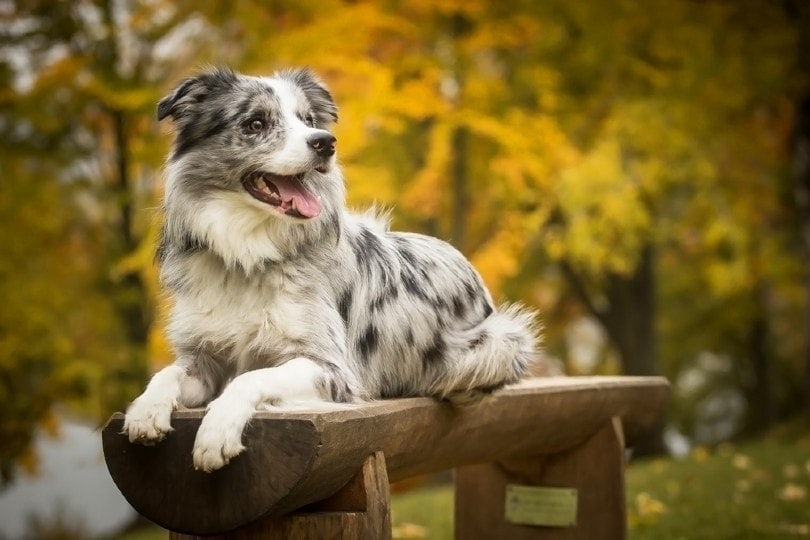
[103,376,669,534]
[103,414,320,534]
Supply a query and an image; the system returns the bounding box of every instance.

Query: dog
[123,67,539,472]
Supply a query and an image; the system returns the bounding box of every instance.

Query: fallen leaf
[777,483,807,502]
[735,479,751,493]
[392,523,427,539]
[635,492,667,519]
[732,453,752,470]
[692,446,710,463]
[783,463,800,479]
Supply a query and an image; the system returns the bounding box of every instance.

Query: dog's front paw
[123,397,175,444]
[192,403,248,472]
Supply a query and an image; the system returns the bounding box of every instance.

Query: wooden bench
[102,376,669,539]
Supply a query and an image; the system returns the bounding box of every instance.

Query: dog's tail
[429,303,541,401]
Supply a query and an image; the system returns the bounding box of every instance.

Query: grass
[626,421,810,539]
[114,421,810,539]
[390,485,454,539]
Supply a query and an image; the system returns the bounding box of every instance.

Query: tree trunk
[113,110,134,250]
[447,12,471,254]
[604,245,657,378]
[101,0,149,348]
[604,245,665,456]
[111,108,149,346]
[562,244,665,456]
[785,0,810,421]
[451,126,470,253]
[792,94,810,417]
[746,281,776,431]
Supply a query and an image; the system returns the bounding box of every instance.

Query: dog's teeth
[256,176,281,200]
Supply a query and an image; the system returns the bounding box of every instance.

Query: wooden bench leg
[455,417,626,540]
[169,451,391,540]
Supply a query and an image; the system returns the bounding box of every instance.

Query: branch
[559,258,610,330]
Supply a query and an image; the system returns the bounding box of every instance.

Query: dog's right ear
[157,67,238,122]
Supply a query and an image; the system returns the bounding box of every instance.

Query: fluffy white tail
[430,303,541,399]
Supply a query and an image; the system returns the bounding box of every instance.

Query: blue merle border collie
[123,67,539,472]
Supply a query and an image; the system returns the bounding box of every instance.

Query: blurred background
[1,0,809,538]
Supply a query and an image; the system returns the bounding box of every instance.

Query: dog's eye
[247,119,266,132]
[304,113,315,127]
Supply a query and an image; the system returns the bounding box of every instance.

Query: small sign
[505,484,578,527]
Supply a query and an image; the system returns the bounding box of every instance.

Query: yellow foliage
[635,492,667,518]
[629,478,669,528]
[471,211,544,295]
[343,163,398,208]
[3,0,804,481]
[384,70,452,120]
[777,483,808,502]
[401,121,454,218]
[551,139,651,276]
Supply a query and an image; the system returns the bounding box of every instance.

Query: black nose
[307,133,336,157]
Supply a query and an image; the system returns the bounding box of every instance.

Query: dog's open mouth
[242,172,321,219]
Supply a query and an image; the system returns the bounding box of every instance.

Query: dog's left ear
[157,67,238,122]
[284,68,339,125]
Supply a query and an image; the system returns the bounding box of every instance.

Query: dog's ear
[283,68,339,125]
[157,67,238,122]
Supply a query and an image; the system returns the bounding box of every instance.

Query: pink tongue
[273,176,321,218]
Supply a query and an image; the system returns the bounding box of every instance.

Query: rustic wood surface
[102,376,669,535]
[455,418,626,539]
[168,452,391,540]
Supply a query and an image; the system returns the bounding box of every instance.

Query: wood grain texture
[169,452,391,540]
[103,376,669,535]
[455,418,627,539]
[103,413,320,535]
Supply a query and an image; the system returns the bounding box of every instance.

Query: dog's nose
[307,133,336,158]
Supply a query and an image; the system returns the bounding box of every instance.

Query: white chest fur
[166,252,314,366]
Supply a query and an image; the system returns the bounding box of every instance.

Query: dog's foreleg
[123,361,211,444]
[123,364,186,444]
[191,357,327,472]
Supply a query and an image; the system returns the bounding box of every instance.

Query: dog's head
[158,67,340,222]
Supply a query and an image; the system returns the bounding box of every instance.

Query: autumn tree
[0,0,226,482]
[2,0,807,479]
[260,0,806,446]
